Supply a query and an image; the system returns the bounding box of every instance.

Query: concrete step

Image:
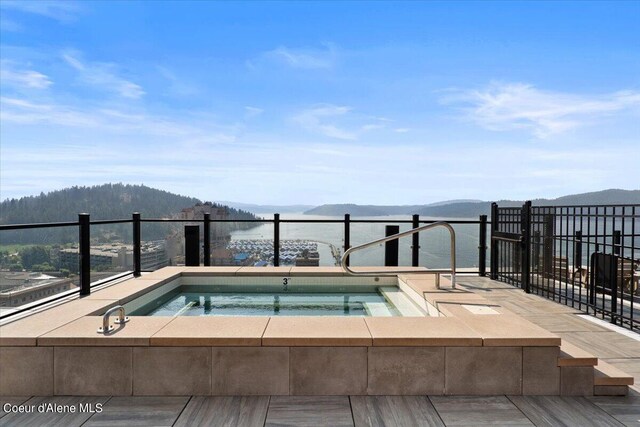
[594,385,629,396]
[593,361,634,386]
[557,341,598,367]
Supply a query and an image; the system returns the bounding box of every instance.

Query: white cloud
[262,44,337,69]
[394,128,410,133]
[62,50,145,99]
[361,124,384,131]
[244,106,264,118]
[0,0,81,22]
[157,66,197,97]
[442,82,640,138]
[0,62,52,89]
[0,96,237,138]
[291,104,396,140]
[1,96,101,127]
[292,104,357,140]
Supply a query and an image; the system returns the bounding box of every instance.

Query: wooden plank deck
[429,396,533,426]
[174,396,269,427]
[351,396,444,427]
[84,396,189,426]
[1,392,636,426]
[0,396,109,427]
[508,396,625,427]
[265,396,353,427]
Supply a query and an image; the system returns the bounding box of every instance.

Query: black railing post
[490,203,498,280]
[533,230,541,269]
[412,214,420,267]
[574,231,582,270]
[613,230,621,256]
[384,225,400,267]
[203,213,211,266]
[543,213,554,278]
[273,213,280,267]
[132,212,141,276]
[79,213,91,296]
[521,201,532,293]
[479,214,487,276]
[184,225,200,266]
[344,214,350,267]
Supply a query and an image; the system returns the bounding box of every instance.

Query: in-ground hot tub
[124,275,432,317]
[0,267,569,397]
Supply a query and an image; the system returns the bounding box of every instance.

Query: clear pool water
[132,290,402,316]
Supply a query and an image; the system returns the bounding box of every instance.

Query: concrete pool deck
[0,267,634,397]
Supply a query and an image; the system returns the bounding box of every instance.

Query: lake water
[229,213,484,269]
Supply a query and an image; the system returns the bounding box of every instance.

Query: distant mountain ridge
[304,189,640,218]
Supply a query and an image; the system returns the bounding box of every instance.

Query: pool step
[363,302,394,317]
[379,287,427,316]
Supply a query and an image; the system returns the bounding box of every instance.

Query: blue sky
[1,1,638,205]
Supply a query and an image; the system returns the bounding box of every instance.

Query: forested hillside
[3,183,195,223]
[0,184,258,244]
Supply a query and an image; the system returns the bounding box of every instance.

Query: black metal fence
[491,202,639,331]
[0,214,489,319]
[3,204,638,329]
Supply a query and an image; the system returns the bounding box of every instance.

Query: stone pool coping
[0,266,560,348]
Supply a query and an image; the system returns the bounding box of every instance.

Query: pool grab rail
[341,221,456,289]
[97,305,129,334]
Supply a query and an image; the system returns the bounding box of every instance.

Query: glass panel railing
[280,217,343,267]
[225,219,274,266]
[89,222,133,283]
[141,221,182,269]
[418,221,480,270]
[0,226,80,313]
[348,221,394,267]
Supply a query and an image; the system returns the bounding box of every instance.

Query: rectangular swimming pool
[131,290,403,316]
[123,276,431,317]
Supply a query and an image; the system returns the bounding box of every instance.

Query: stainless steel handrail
[97,305,129,334]
[341,221,456,288]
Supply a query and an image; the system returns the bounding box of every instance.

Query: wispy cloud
[0,61,52,89]
[62,50,145,99]
[260,43,337,69]
[244,106,264,118]
[0,96,235,138]
[0,0,81,23]
[1,96,102,127]
[157,66,197,97]
[442,82,640,138]
[292,104,357,140]
[292,105,395,140]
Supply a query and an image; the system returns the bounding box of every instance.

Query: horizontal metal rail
[1,218,489,227]
[89,219,132,225]
[341,221,456,288]
[0,221,78,230]
[492,235,523,243]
